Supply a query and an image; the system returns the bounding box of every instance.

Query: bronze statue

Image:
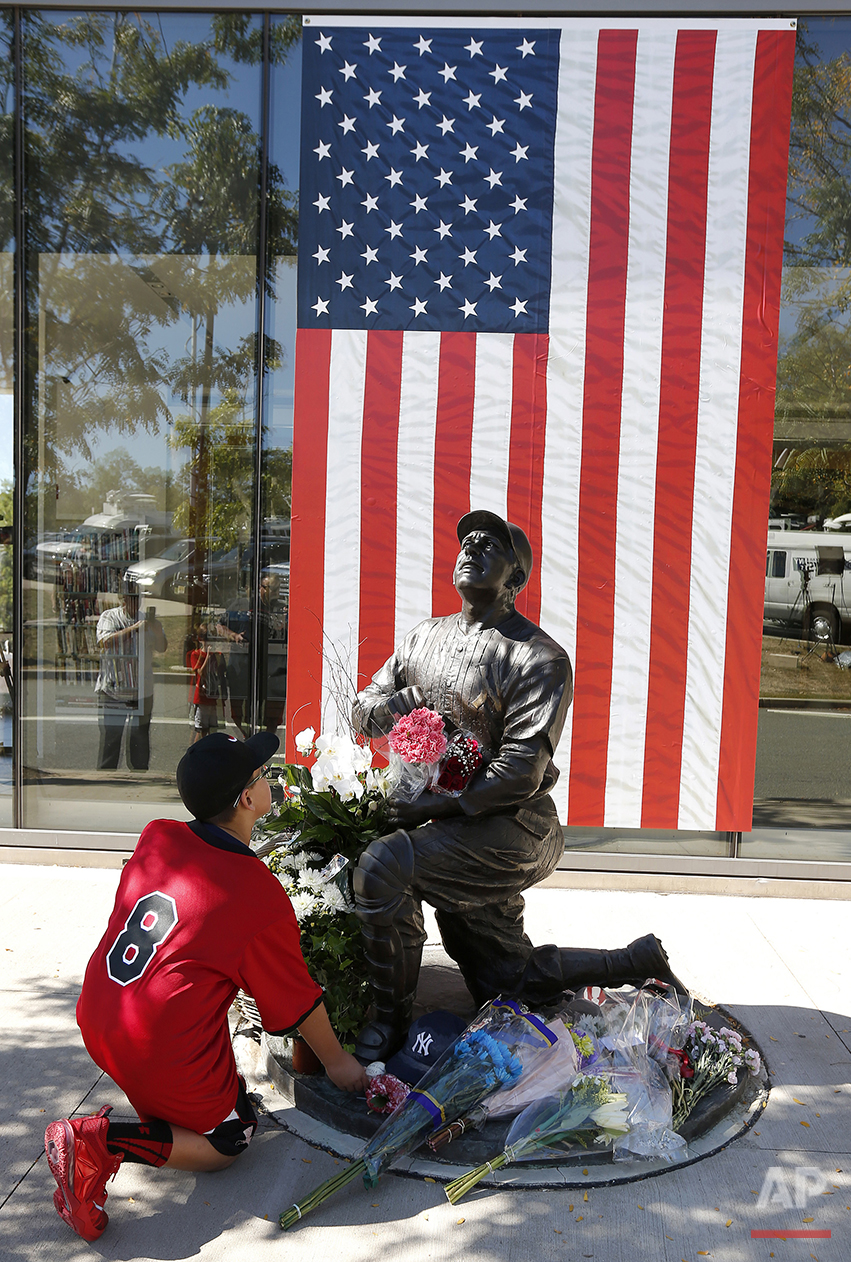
[352,510,683,1063]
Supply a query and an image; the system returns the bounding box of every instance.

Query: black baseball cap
[456,510,534,591]
[385,1010,468,1086]
[176,731,279,820]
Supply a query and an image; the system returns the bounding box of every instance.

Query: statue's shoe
[354,1020,407,1066]
[623,934,689,996]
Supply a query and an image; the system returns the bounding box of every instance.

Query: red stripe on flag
[716,30,796,830]
[286,328,332,761]
[568,30,638,825]
[640,30,717,828]
[508,333,549,624]
[432,332,476,616]
[357,331,404,690]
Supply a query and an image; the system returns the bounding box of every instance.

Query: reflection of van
[765,530,851,641]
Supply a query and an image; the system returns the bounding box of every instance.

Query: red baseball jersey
[77,819,322,1132]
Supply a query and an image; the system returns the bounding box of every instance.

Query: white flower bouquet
[254,727,393,1050]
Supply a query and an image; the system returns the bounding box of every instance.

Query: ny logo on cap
[412,1031,434,1057]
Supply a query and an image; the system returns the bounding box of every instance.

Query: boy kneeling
[45,732,366,1241]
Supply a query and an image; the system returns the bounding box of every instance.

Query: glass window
[752,16,851,856]
[20,11,265,835]
[256,15,301,739]
[0,10,13,823]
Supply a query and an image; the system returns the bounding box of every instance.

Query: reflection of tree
[158,101,293,577]
[775,24,851,521]
[14,11,300,553]
[61,448,173,523]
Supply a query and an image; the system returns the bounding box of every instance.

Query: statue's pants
[353,795,564,1009]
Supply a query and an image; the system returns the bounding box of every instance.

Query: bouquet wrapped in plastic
[386,708,483,802]
[444,1074,631,1203]
[431,731,484,796]
[387,707,448,802]
[280,1000,559,1229]
[428,1015,578,1150]
[591,983,691,1163]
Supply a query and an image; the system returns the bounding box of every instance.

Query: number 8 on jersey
[106,891,178,986]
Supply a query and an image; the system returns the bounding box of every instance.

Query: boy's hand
[324,1050,368,1093]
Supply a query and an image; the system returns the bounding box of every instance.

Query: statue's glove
[365,685,425,733]
[385,685,425,717]
[354,684,425,736]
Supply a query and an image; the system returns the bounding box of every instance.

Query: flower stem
[279,1158,367,1229]
[444,1152,509,1204]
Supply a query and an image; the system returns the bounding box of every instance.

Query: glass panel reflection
[259,14,301,743]
[21,11,266,834]
[0,10,13,823]
[756,17,851,841]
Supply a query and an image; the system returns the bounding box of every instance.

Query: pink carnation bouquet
[387,707,447,802]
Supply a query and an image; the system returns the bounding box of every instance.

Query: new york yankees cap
[176,731,279,821]
[385,1010,468,1086]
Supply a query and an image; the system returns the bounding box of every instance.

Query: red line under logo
[751,1230,831,1240]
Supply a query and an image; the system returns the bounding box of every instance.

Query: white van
[765,529,851,641]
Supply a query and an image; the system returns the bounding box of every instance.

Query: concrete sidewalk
[1,861,849,1262]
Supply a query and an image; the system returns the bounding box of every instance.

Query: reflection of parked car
[765,529,851,642]
[125,540,240,602]
[237,535,291,593]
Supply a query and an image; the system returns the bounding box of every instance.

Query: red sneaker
[44,1105,123,1241]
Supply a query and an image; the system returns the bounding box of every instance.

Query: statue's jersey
[77,819,322,1133]
[355,611,573,817]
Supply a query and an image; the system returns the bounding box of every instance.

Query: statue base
[233,944,769,1186]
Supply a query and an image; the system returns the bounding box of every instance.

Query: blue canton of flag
[298,25,560,333]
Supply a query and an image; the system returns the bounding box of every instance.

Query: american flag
[287,16,796,831]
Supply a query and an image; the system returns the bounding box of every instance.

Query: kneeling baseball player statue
[352,510,685,1063]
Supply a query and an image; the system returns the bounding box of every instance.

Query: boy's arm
[297,1004,368,1092]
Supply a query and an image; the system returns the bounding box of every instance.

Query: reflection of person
[95,578,167,770]
[44,732,367,1242]
[217,572,287,736]
[352,510,683,1063]
[185,624,226,742]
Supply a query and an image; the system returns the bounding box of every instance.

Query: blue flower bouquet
[280,1000,557,1229]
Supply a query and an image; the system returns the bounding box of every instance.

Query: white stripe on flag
[322,330,367,732]
[395,331,441,645]
[468,332,514,521]
[679,29,757,829]
[542,29,598,823]
[604,27,677,827]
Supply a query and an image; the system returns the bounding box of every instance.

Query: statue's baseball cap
[176,731,279,820]
[456,509,534,590]
[385,1010,468,1085]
